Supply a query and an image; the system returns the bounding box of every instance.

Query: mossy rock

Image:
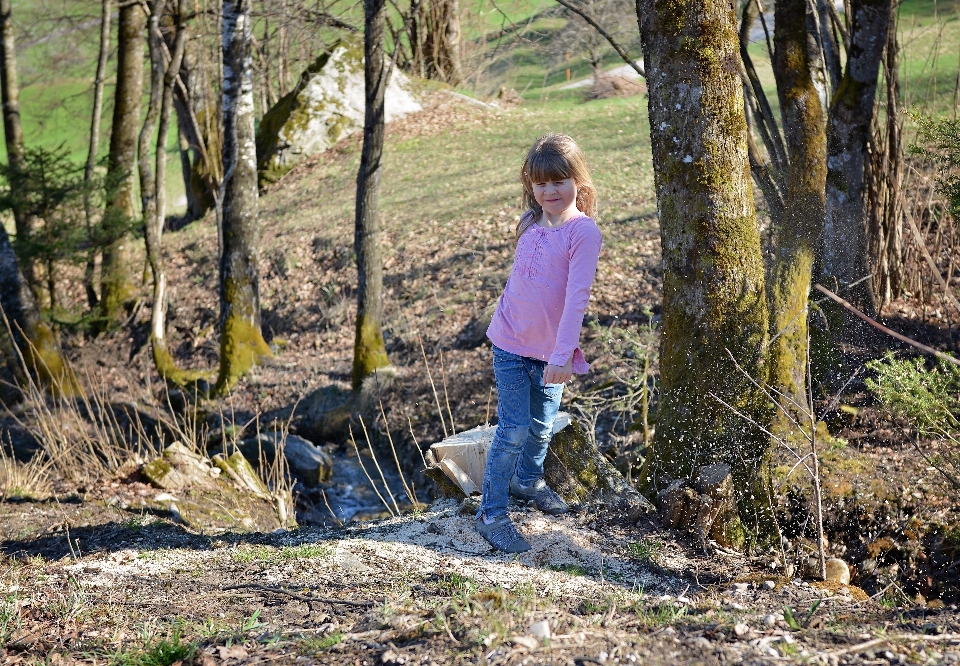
[142,443,291,532]
[255,38,421,187]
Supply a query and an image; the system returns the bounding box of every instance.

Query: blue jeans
[479,345,564,520]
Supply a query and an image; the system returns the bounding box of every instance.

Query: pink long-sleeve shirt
[486,213,603,373]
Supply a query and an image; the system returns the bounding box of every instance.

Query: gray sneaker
[509,476,569,515]
[475,514,531,553]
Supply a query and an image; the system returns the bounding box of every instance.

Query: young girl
[477,133,602,553]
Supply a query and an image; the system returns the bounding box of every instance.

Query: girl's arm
[548,221,603,373]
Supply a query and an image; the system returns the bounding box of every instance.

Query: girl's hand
[543,358,574,385]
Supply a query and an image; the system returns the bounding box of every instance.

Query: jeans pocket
[493,348,527,392]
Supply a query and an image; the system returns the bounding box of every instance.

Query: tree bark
[145,0,194,382]
[0,0,36,292]
[352,0,392,391]
[101,0,147,324]
[216,0,270,394]
[865,6,903,310]
[0,0,71,391]
[0,226,72,392]
[820,0,893,325]
[635,0,774,537]
[411,0,462,85]
[169,6,219,220]
[767,0,828,418]
[83,0,113,310]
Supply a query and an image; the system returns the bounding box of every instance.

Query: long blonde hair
[518,133,597,238]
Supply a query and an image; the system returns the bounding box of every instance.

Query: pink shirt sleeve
[548,220,603,371]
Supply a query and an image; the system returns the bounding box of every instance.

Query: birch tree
[216,0,270,394]
[352,0,391,390]
[100,0,146,324]
[636,0,774,538]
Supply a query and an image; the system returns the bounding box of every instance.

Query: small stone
[528,620,550,640]
[733,623,750,637]
[733,582,749,592]
[511,636,538,650]
[597,651,609,663]
[763,580,776,590]
[763,614,778,627]
[824,558,850,585]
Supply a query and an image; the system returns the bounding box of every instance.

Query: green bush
[866,354,960,488]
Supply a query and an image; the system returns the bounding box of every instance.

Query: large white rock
[256,39,421,184]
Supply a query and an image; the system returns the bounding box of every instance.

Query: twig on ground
[221,584,374,607]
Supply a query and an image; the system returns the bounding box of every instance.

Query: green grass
[231,542,332,563]
[110,631,195,666]
[627,538,661,563]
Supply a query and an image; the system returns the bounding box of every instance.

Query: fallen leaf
[218,645,249,659]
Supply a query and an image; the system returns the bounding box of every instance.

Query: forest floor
[1,90,960,664]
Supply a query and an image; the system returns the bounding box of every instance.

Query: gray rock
[279,434,333,486]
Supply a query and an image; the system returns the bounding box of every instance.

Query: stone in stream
[141,442,293,532]
[211,433,334,487]
[255,39,421,186]
[426,413,654,521]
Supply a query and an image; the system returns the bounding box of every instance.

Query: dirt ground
[2,91,960,664]
[1,496,959,665]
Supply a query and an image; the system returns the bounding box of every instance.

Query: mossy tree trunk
[100,1,146,324]
[819,0,893,327]
[144,0,194,383]
[767,0,828,420]
[0,0,36,293]
[0,0,71,391]
[216,0,271,395]
[352,0,391,391]
[0,226,72,392]
[635,0,775,538]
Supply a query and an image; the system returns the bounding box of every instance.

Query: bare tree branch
[554,0,644,77]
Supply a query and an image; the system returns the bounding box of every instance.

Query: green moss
[215,313,272,395]
[142,458,172,486]
[152,338,212,389]
[351,311,390,391]
[24,322,78,396]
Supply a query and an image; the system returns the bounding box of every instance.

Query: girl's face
[532,178,578,216]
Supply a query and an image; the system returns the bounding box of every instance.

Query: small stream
[312,451,411,524]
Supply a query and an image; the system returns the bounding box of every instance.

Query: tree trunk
[216,0,270,395]
[767,0,828,419]
[865,6,903,310]
[0,226,72,392]
[171,8,219,220]
[635,0,774,538]
[352,0,391,391]
[101,0,147,324]
[146,0,194,382]
[83,0,113,310]
[0,0,71,391]
[820,0,893,325]
[411,0,462,85]
[0,0,36,292]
